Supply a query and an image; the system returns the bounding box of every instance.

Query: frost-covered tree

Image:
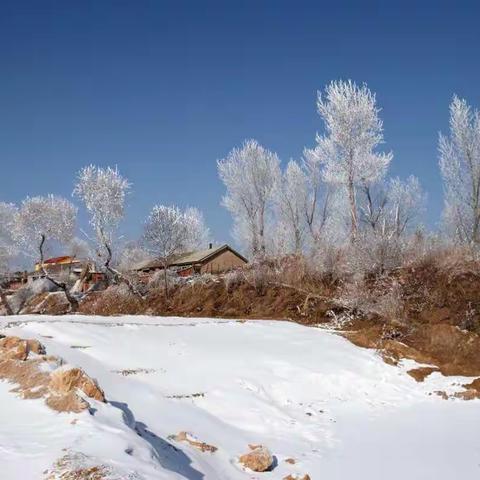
[385,176,426,238]
[358,183,389,233]
[218,139,280,257]
[439,95,480,245]
[302,146,332,243]
[316,80,392,240]
[117,242,152,273]
[143,205,209,296]
[274,160,308,253]
[359,176,425,239]
[73,165,130,277]
[14,195,78,310]
[0,202,18,315]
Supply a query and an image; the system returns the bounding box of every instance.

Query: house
[136,244,248,277]
[32,256,105,292]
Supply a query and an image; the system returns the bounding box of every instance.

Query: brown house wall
[200,250,246,274]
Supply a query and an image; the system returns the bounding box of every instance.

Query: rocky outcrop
[239,445,274,472]
[20,291,71,315]
[49,367,105,402]
[0,335,105,412]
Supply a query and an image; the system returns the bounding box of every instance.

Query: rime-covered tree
[117,242,152,273]
[218,139,280,257]
[439,95,480,245]
[385,176,426,238]
[302,146,332,243]
[73,165,130,278]
[359,176,425,239]
[143,205,209,296]
[274,160,308,253]
[14,195,78,310]
[0,202,18,315]
[316,80,392,240]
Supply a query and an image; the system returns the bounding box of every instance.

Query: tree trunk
[0,287,13,316]
[163,262,169,301]
[348,179,358,241]
[39,234,79,313]
[102,240,145,299]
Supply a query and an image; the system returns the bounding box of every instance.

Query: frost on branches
[73,165,130,272]
[439,95,480,246]
[217,139,280,257]
[315,80,393,239]
[143,205,209,296]
[273,160,308,253]
[14,195,78,310]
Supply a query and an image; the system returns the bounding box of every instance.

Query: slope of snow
[1,315,479,479]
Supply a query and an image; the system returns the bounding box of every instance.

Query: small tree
[316,80,392,240]
[14,195,78,311]
[218,139,280,257]
[73,165,136,288]
[143,205,209,297]
[439,95,480,246]
[0,202,18,315]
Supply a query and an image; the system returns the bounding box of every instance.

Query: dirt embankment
[79,280,333,323]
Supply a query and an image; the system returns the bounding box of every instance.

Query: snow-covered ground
[1,315,479,479]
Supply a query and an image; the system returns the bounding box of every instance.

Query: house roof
[135,244,248,271]
[38,256,81,265]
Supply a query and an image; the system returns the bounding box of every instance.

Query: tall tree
[14,195,78,311]
[316,80,392,240]
[218,139,280,257]
[0,202,18,315]
[73,165,131,280]
[439,95,480,245]
[143,205,209,297]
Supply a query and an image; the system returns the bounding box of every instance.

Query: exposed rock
[21,291,71,315]
[49,367,105,402]
[170,431,218,453]
[407,366,439,382]
[0,336,29,360]
[283,475,311,480]
[239,445,274,472]
[285,458,296,464]
[46,391,90,413]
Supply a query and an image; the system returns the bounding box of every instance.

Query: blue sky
[1,0,479,244]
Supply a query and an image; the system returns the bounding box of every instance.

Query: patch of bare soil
[0,335,105,413]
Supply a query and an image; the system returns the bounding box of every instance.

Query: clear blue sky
[1,0,479,243]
